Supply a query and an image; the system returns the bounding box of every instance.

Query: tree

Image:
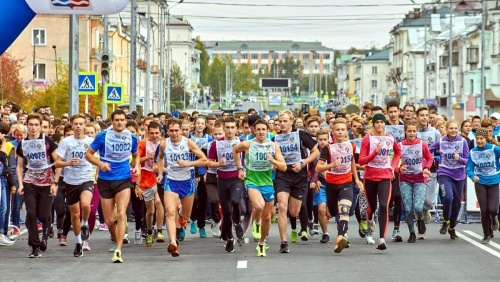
[207,55,226,99]
[169,61,186,107]
[194,36,210,86]
[0,52,27,105]
[347,47,365,55]
[233,63,253,94]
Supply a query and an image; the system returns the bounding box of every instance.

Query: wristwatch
[52,182,59,186]
[237,167,244,171]
[300,161,305,168]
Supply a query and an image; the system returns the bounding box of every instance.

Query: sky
[174,0,430,50]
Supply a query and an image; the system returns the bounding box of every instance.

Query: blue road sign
[104,84,124,104]
[78,72,98,95]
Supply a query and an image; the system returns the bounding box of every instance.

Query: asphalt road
[1,217,500,282]
[235,101,262,113]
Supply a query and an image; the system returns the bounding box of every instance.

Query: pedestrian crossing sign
[104,84,124,104]
[78,72,98,95]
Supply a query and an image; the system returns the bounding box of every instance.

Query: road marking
[237,260,247,269]
[463,230,500,251]
[455,231,500,259]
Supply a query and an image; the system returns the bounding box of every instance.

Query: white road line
[463,230,500,251]
[237,260,247,269]
[455,231,500,259]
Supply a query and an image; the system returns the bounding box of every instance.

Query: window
[241,53,248,59]
[467,48,479,63]
[313,53,320,59]
[251,54,258,60]
[324,53,331,60]
[231,53,237,60]
[272,53,278,60]
[324,64,330,71]
[371,80,377,88]
[303,53,310,60]
[452,52,459,66]
[470,79,474,95]
[32,29,46,46]
[293,53,299,60]
[304,63,309,69]
[372,66,378,74]
[261,63,268,70]
[93,65,98,72]
[252,64,258,70]
[34,63,46,80]
[262,53,268,59]
[314,64,319,70]
[443,82,446,95]
[439,56,449,69]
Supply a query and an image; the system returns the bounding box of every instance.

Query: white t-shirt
[57,135,95,185]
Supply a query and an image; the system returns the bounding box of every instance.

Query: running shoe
[448,228,458,240]
[48,226,54,238]
[391,229,402,242]
[40,239,48,252]
[271,214,277,223]
[99,223,109,231]
[264,240,270,250]
[109,243,117,252]
[167,242,180,257]
[417,219,426,239]
[407,233,416,243]
[312,224,321,235]
[334,236,348,253]
[190,221,197,234]
[344,234,350,248]
[365,234,376,245]
[29,247,41,258]
[57,229,63,238]
[198,228,206,238]
[59,235,68,246]
[134,230,142,245]
[146,234,154,247]
[156,232,166,243]
[178,213,187,228]
[123,234,129,244]
[235,223,244,240]
[308,221,314,236]
[112,250,123,263]
[300,230,309,241]
[82,241,91,251]
[178,227,186,241]
[256,243,266,257]
[211,221,221,238]
[81,225,90,241]
[320,233,330,243]
[252,222,261,240]
[0,235,14,246]
[74,243,83,257]
[440,221,450,235]
[376,238,387,250]
[423,209,431,224]
[492,216,499,232]
[290,229,298,243]
[359,221,368,238]
[225,238,234,253]
[481,236,491,244]
[279,241,289,253]
[367,220,375,233]
[37,223,42,233]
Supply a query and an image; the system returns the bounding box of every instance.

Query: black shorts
[65,181,94,206]
[274,174,308,201]
[325,181,353,216]
[97,178,132,199]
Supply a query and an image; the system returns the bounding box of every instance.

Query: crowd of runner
[0,102,499,262]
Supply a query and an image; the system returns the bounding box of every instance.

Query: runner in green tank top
[233,119,287,257]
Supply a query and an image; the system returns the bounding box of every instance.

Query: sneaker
[37,223,42,233]
[264,240,270,250]
[290,229,298,243]
[225,238,234,253]
[365,234,376,245]
[190,221,197,234]
[167,242,180,257]
[48,226,54,238]
[81,225,90,241]
[99,223,109,231]
[367,220,375,233]
[334,236,348,253]
[211,221,221,238]
[448,228,458,240]
[440,221,450,235]
[417,219,426,239]
[407,233,416,243]
[156,232,166,243]
[0,235,14,246]
[20,218,25,225]
[256,243,266,257]
[377,238,387,250]
[481,235,491,244]
[320,233,330,243]
[359,221,368,238]
[112,249,123,263]
[82,241,91,251]
[235,224,244,240]
[271,214,277,223]
[74,243,83,257]
[308,221,314,236]
[492,217,499,232]
[178,215,187,229]
[123,234,129,244]
[146,234,154,247]
[252,222,261,241]
[40,239,47,252]
[344,234,350,248]
[178,228,186,241]
[199,228,207,238]
[57,229,63,238]
[300,230,309,241]
[423,209,431,224]
[109,243,117,252]
[29,247,41,258]
[312,224,321,235]
[59,236,67,246]
[391,229,402,242]
[279,241,289,253]
[134,230,142,245]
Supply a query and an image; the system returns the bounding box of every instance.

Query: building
[353,49,391,106]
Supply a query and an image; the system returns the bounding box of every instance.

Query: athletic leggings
[54,181,68,230]
[364,179,391,239]
[390,173,402,228]
[400,182,426,234]
[438,175,464,229]
[191,176,207,229]
[88,184,100,234]
[130,185,145,231]
[290,188,309,233]
[206,173,221,224]
[306,187,313,222]
[475,183,499,236]
[218,178,244,239]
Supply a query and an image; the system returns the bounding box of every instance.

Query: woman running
[428,120,470,240]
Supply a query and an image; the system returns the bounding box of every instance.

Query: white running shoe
[82,241,91,251]
[134,230,142,245]
[0,235,14,246]
[365,234,376,245]
[211,221,221,238]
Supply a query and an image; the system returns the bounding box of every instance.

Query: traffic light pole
[129,0,137,114]
[101,15,109,120]
[68,15,79,116]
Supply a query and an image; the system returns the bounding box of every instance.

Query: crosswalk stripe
[237,260,247,269]
[455,231,500,259]
[463,230,500,251]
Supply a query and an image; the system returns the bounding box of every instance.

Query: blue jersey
[90,129,138,181]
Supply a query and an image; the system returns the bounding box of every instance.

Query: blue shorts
[246,184,275,203]
[313,185,327,205]
[165,179,195,199]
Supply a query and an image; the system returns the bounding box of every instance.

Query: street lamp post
[32,34,40,95]
[52,45,58,81]
[166,0,184,113]
[480,0,486,118]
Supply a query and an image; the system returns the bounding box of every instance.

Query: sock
[394,226,399,231]
[290,216,297,230]
[81,220,88,226]
[157,229,162,234]
[75,234,82,244]
[323,232,329,236]
[148,229,153,235]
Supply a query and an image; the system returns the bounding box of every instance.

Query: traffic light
[101,53,110,77]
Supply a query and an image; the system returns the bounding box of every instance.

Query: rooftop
[360,49,390,61]
[210,40,334,53]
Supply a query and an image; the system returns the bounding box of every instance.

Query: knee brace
[339,204,351,217]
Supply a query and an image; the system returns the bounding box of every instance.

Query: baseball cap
[248,114,261,126]
[126,114,134,119]
[490,112,500,120]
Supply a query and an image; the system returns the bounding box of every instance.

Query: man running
[85,110,140,263]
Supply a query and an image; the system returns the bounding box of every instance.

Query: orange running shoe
[167,242,179,257]
[334,235,348,253]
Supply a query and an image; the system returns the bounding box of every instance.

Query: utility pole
[145,0,151,114]
[166,0,184,113]
[101,15,109,119]
[68,15,79,116]
[447,9,453,118]
[480,0,486,118]
[129,0,137,113]
[158,1,165,112]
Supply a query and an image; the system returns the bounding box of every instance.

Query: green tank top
[245,140,274,187]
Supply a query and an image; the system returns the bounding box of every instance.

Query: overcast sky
[174,0,428,50]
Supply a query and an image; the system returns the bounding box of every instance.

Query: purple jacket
[428,134,469,181]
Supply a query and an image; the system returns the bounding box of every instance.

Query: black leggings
[129,186,145,231]
[206,173,221,224]
[290,188,309,233]
[191,176,208,229]
[475,183,499,236]
[364,179,391,239]
[218,178,244,239]
[53,182,68,230]
[390,174,402,228]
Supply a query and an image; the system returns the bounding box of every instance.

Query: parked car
[234,100,243,107]
[249,96,257,102]
[286,99,294,106]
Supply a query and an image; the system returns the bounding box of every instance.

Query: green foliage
[207,55,226,98]
[169,61,187,107]
[194,36,210,86]
[233,63,254,93]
